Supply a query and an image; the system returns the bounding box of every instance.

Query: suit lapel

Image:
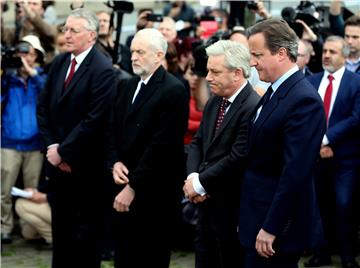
[127,66,165,117]
[55,55,71,102]
[205,97,222,147]
[59,48,96,102]
[212,83,252,142]
[250,71,305,147]
[329,70,348,125]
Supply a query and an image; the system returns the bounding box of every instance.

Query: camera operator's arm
[329,0,344,36]
[296,19,317,42]
[21,1,57,41]
[256,1,272,20]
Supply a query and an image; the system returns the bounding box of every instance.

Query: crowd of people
[1,1,360,268]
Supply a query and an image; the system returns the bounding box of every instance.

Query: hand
[58,162,72,173]
[113,184,135,212]
[112,161,129,184]
[320,145,334,158]
[20,56,35,75]
[257,1,271,19]
[29,191,47,203]
[256,228,276,258]
[46,146,62,166]
[182,175,208,203]
[296,19,317,42]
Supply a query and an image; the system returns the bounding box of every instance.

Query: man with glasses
[37,9,116,268]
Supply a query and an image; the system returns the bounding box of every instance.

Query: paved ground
[2,232,358,268]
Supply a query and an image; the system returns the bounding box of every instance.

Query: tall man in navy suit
[105,28,188,268]
[306,36,360,268]
[238,19,326,268]
[37,9,116,268]
[183,40,260,268]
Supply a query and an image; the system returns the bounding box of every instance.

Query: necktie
[261,86,273,108]
[64,58,77,89]
[323,74,334,122]
[132,82,146,105]
[253,86,273,123]
[215,98,231,130]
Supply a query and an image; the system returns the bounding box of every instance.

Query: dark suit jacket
[187,82,260,199]
[307,70,360,163]
[37,47,116,183]
[106,65,189,204]
[239,71,326,252]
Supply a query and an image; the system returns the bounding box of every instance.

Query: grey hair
[134,28,168,55]
[68,8,99,37]
[206,40,251,78]
[325,35,350,57]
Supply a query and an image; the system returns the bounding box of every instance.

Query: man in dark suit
[183,40,259,268]
[238,19,326,268]
[306,36,360,268]
[37,9,116,268]
[105,28,188,268]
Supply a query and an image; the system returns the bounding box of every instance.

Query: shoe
[304,255,332,267]
[342,260,360,268]
[1,233,12,244]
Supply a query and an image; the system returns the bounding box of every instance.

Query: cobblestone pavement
[3,233,357,268]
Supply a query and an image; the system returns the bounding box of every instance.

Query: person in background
[1,0,57,63]
[1,35,46,244]
[15,179,52,247]
[184,40,260,268]
[37,9,116,268]
[297,39,314,76]
[125,8,154,49]
[1,35,46,245]
[239,19,326,268]
[96,10,132,75]
[306,36,360,268]
[158,16,178,44]
[105,28,188,268]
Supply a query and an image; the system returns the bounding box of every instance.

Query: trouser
[15,198,52,243]
[245,249,300,268]
[1,149,43,234]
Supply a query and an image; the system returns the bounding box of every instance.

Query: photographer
[1,0,57,63]
[1,35,46,244]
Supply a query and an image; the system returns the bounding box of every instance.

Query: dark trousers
[244,249,300,268]
[195,201,243,268]
[113,202,174,268]
[49,171,108,268]
[315,159,359,260]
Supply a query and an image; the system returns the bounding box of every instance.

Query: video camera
[281,1,322,38]
[191,30,230,77]
[1,42,31,70]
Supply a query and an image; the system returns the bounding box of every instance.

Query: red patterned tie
[64,58,77,89]
[215,98,231,130]
[323,74,334,123]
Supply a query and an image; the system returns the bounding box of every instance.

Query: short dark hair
[345,15,360,28]
[246,18,298,62]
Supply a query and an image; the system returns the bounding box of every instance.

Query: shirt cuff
[322,135,329,145]
[189,172,207,196]
[47,143,59,149]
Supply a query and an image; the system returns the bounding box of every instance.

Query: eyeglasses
[61,26,89,35]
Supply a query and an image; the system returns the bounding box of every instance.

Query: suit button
[204,162,208,165]
[136,123,140,127]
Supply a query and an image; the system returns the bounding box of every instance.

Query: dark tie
[64,58,77,89]
[261,85,273,108]
[215,98,231,130]
[323,74,334,123]
[132,82,146,105]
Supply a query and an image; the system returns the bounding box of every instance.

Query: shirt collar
[227,81,248,104]
[324,66,346,81]
[71,45,93,65]
[271,65,299,92]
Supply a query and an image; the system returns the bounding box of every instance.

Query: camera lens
[15,42,30,54]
